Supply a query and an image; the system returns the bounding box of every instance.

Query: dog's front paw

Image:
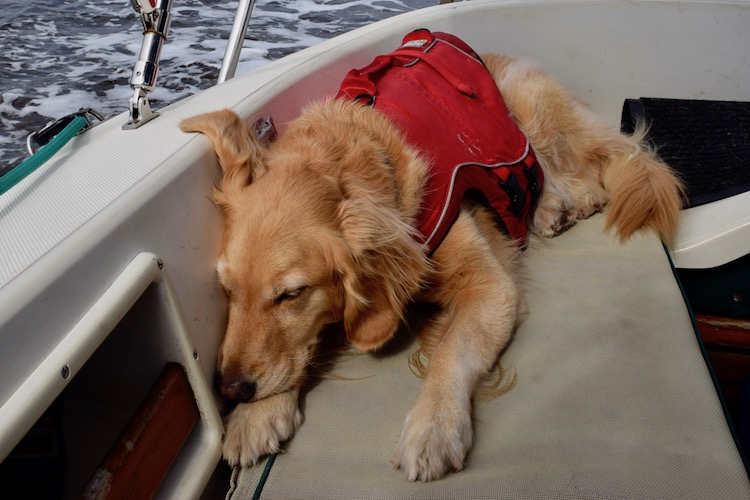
[393,397,473,482]
[222,390,303,467]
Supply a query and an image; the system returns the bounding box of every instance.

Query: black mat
[622,98,750,208]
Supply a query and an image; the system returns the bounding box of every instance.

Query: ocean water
[0,0,434,168]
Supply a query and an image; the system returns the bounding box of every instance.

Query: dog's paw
[393,397,473,482]
[531,186,610,238]
[574,201,604,220]
[572,188,609,221]
[531,199,577,237]
[222,391,303,468]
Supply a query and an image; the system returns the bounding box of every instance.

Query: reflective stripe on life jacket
[336,29,543,254]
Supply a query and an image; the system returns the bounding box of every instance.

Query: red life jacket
[336,29,543,255]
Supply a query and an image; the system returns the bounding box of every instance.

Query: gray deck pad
[228,216,750,499]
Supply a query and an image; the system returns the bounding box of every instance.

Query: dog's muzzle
[217,374,257,402]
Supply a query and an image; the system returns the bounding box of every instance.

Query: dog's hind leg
[393,207,521,482]
[483,53,683,243]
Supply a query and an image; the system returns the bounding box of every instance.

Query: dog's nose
[219,377,257,402]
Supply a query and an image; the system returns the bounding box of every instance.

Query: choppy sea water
[0,0,434,168]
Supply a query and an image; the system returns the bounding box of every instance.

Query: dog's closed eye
[274,285,310,304]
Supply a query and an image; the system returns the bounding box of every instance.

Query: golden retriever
[180,51,683,482]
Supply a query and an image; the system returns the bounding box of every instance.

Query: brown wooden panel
[82,363,199,500]
[696,314,750,348]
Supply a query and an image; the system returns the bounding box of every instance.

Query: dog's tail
[481,54,685,245]
[599,123,685,246]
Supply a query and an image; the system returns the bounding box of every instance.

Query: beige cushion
[228,215,750,499]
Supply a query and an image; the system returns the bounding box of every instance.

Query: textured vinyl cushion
[228,215,750,499]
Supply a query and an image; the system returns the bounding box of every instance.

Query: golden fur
[179,53,684,482]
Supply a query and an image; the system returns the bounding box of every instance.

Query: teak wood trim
[83,363,199,499]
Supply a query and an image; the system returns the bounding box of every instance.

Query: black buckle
[524,162,543,203]
[498,171,526,217]
[26,108,104,155]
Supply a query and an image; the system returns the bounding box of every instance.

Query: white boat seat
[228,215,750,499]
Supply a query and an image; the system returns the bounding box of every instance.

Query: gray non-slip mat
[229,216,750,499]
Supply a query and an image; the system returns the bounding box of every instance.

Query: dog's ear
[333,190,429,351]
[180,110,267,212]
[344,276,406,351]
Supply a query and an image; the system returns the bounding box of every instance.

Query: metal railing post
[123,0,174,130]
[218,0,258,84]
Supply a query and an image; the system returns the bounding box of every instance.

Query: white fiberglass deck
[0,1,748,497]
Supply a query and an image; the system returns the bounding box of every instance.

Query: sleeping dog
[180,30,683,482]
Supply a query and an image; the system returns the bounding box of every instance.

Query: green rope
[252,453,277,500]
[0,115,88,196]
